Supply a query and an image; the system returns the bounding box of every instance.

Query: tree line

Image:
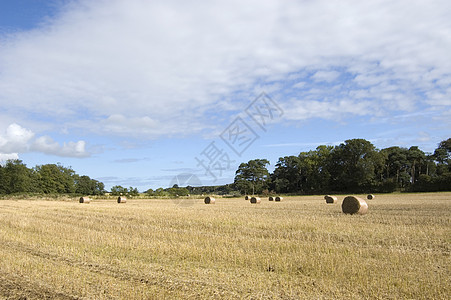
[0,160,104,195]
[234,138,451,195]
[143,184,236,198]
[2,137,450,197]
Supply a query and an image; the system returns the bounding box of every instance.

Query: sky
[0,0,450,192]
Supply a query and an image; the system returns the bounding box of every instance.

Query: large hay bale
[367,194,375,200]
[204,196,215,204]
[245,195,249,200]
[342,196,368,215]
[117,196,127,203]
[269,196,274,201]
[79,197,91,204]
[324,195,338,204]
[275,196,283,202]
[250,196,261,204]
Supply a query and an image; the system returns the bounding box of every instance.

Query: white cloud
[292,82,306,89]
[0,123,34,153]
[417,131,431,143]
[283,98,373,121]
[0,123,89,158]
[312,71,340,83]
[425,89,451,106]
[0,0,450,139]
[0,153,19,163]
[100,114,159,136]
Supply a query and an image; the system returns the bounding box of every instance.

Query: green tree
[234,159,270,194]
[75,175,105,195]
[0,160,37,194]
[35,163,76,194]
[110,185,128,196]
[430,138,451,191]
[329,139,384,192]
[297,145,334,193]
[129,186,139,196]
[272,156,302,193]
[380,146,410,189]
[154,187,168,197]
[407,146,426,184]
[434,138,451,172]
[167,184,189,197]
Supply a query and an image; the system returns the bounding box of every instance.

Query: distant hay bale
[245,195,249,200]
[117,196,127,203]
[342,196,368,215]
[269,196,274,201]
[204,196,215,204]
[250,196,261,204]
[275,196,283,202]
[324,195,338,204]
[367,194,375,200]
[79,197,91,204]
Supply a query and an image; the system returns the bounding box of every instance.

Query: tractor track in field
[0,270,79,300]
[1,239,241,298]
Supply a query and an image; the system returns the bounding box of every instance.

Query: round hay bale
[245,195,249,200]
[367,194,375,200]
[204,196,215,204]
[324,195,338,204]
[250,196,261,204]
[269,196,274,201]
[117,196,127,203]
[275,196,283,202]
[79,197,91,204]
[342,196,368,215]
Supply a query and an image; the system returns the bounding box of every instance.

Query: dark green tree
[434,138,451,173]
[297,145,334,193]
[407,146,426,184]
[380,146,410,189]
[329,139,384,192]
[35,164,76,194]
[110,185,128,196]
[128,186,139,196]
[75,175,105,195]
[154,187,168,197]
[272,156,302,193]
[167,185,189,197]
[0,160,37,194]
[234,159,270,194]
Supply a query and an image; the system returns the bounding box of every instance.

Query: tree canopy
[234,138,451,195]
[0,160,105,195]
[234,159,270,194]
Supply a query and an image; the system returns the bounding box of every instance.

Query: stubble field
[0,193,450,299]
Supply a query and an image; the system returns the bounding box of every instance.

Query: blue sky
[0,0,450,191]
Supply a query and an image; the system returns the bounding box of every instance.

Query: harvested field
[0,193,450,299]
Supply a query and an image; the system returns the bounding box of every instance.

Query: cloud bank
[0,0,450,144]
[0,123,89,159]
